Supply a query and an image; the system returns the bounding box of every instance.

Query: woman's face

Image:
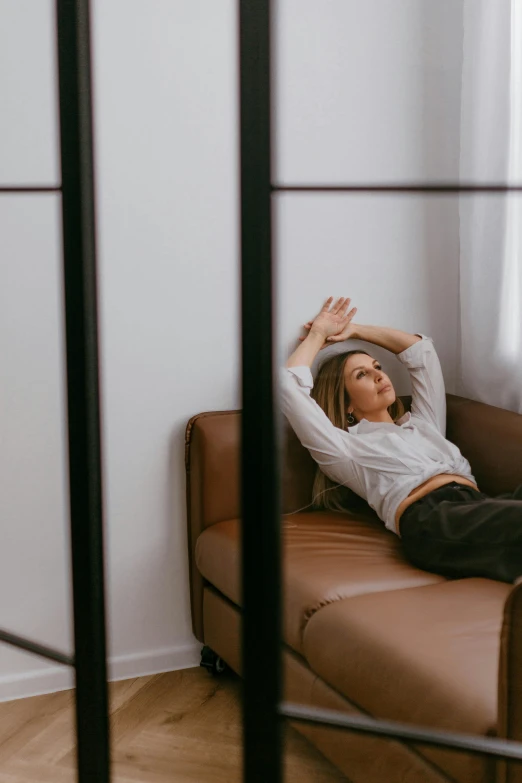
[343,353,396,421]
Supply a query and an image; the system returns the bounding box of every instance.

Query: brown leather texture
[196,512,444,653]
[444,393,522,496]
[185,410,239,639]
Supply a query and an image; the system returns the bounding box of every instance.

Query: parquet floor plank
[0,669,347,782]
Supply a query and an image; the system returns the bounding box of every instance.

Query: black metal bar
[282,703,522,762]
[0,629,74,667]
[56,2,110,782]
[239,2,282,782]
[272,183,522,193]
[0,186,62,193]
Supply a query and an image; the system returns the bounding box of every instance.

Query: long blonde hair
[310,350,405,512]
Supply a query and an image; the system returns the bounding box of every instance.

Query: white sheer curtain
[458,0,522,413]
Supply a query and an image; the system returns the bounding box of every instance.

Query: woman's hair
[310,350,405,513]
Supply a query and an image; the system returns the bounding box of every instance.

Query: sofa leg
[200,645,227,676]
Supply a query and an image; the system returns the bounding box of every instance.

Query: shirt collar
[350,410,411,435]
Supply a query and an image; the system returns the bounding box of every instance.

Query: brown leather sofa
[185,393,522,783]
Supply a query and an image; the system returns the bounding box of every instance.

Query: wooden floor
[0,667,347,782]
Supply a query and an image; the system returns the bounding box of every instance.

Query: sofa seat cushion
[195,510,445,653]
[303,578,512,783]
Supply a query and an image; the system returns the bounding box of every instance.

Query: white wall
[0,1,73,700]
[94,0,239,672]
[0,0,463,700]
[0,1,60,185]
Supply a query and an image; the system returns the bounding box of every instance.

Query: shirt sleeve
[279,366,353,469]
[395,334,447,435]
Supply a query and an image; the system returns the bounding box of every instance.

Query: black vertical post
[56,2,110,781]
[239,2,283,782]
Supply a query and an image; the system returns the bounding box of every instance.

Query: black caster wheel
[200,645,227,676]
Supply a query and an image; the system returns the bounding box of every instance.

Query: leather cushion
[195,510,445,653]
[303,577,512,783]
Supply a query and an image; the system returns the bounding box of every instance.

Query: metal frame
[239,1,522,781]
[273,183,522,193]
[239,3,283,782]
[0,186,61,193]
[0,1,109,781]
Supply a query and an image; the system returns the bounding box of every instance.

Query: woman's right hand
[300,296,357,344]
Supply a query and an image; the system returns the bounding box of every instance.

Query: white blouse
[279,335,476,536]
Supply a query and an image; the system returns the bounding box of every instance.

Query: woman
[281,295,522,585]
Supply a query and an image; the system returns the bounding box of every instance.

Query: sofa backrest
[185,394,522,527]
[184,412,316,532]
[445,394,522,495]
[185,393,522,640]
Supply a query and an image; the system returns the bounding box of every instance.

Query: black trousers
[399,481,522,584]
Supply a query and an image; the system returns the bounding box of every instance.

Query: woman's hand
[299,296,358,348]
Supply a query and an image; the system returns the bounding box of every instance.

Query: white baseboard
[0,642,202,704]
[0,666,75,704]
[108,642,202,682]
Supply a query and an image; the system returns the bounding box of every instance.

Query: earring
[347,412,356,425]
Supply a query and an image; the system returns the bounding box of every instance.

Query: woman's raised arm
[302,318,445,433]
[330,324,421,354]
[281,296,358,469]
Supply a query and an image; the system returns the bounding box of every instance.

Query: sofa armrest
[497,583,522,782]
[185,410,241,641]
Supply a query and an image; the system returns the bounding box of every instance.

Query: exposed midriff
[395,473,479,536]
